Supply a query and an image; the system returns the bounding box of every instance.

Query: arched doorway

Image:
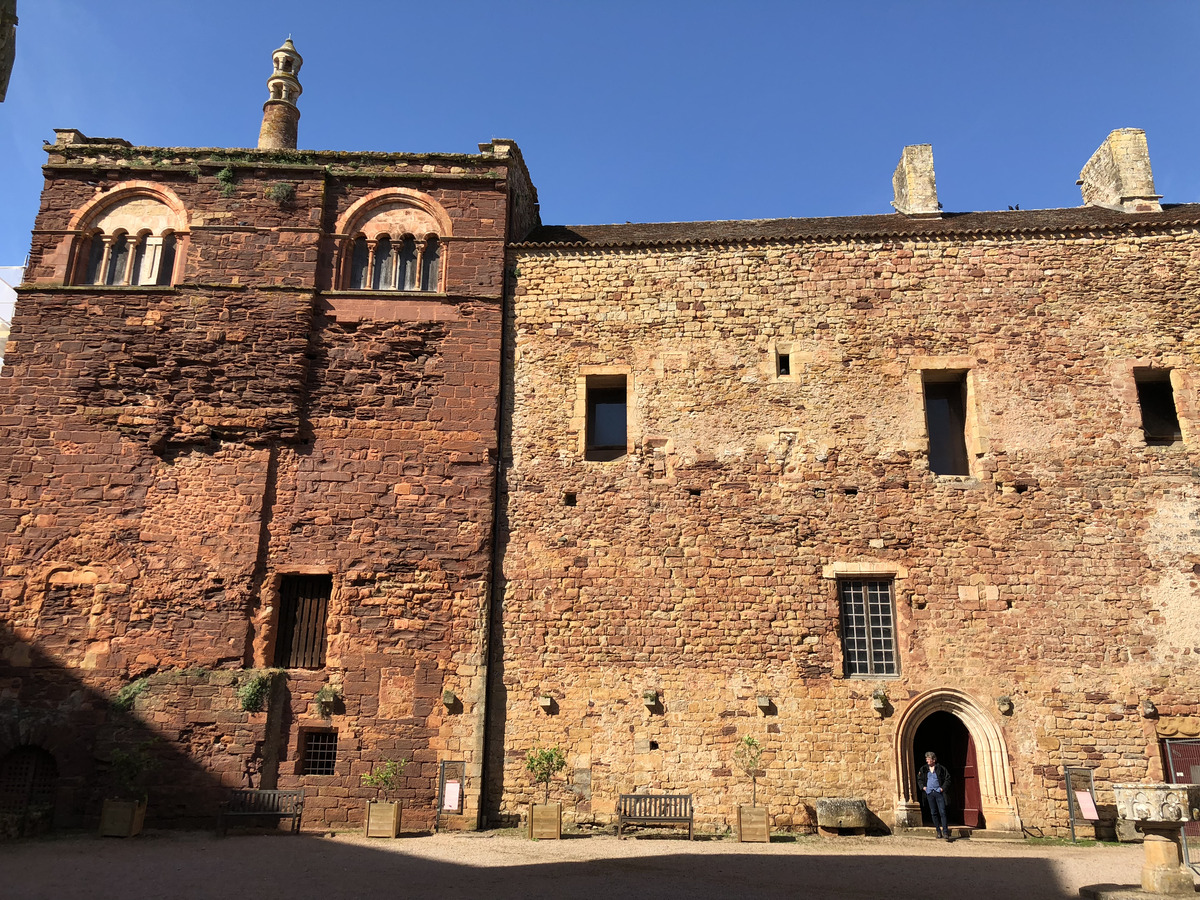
[893,688,1022,833]
[0,746,59,838]
[913,710,983,828]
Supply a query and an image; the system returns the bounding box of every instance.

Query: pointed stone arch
[893,687,1021,833]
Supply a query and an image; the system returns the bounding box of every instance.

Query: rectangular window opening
[777,352,791,377]
[274,574,332,669]
[839,579,898,677]
[302,730,338,776]
[585,374,627,461]
[923,372,970,475]
[1135,371,1182,445]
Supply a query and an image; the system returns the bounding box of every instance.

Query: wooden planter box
[365,800,403,838]
[738,805,770,843]
[99,799,146,837]
[529,802,562,840]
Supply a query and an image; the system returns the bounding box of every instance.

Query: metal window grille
[302,732,337,776]
[274,574,331,669]
[839,579,897,676]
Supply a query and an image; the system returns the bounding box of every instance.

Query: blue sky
[2,1,1200,264]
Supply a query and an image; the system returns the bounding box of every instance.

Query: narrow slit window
[373,236,394,290]
[106,233,130,286]
[777,352,791,377]
[302,731,337,776]
[85,233,105,284]
[923,373,970,475]
[1136,371,1182,445]
[839,579,897,677]
[350,236,369,289]
[156,234,177,286]
[585,375,627,461]
[420,236,440,291]
[274,574,332,669]
[398,236,418,290]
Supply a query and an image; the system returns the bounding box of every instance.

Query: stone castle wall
[0,143,521,830]
[493,228,1200,834]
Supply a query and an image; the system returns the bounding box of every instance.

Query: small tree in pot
[100,741,158,837]
[525,746,567,839]
[732,735,769,842]
[361,758,407,838]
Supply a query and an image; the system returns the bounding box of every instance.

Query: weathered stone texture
[1,140,532,831]
[493,228,1200,834]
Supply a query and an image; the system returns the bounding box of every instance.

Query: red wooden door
[962,733,983,828]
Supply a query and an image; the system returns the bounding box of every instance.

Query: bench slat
[218,789,305,836]
[617,793,693,840]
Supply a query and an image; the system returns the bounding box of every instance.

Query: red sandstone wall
[0,143,520,831]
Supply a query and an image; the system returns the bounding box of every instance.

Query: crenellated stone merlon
[1077,128,1162,213]
[891,144,941,218]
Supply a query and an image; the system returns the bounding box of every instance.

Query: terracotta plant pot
[365,800,402,838]
[529,802,562,840]
[738,805,770,843]
[99,799,146,837]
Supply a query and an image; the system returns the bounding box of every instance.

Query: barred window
[274,574,331,669]
[302,731,337,776]
[839,579,898,676]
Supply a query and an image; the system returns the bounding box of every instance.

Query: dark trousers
[926,789,948,833]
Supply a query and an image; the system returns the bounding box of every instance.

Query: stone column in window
[100,235,122,285]
[364,239,378,290]
[89,234,112,285]
[120,234,140,286]
[413,241,425,291]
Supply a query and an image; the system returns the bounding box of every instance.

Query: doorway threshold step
[900,826,1025,842]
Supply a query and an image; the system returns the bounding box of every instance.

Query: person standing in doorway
[920,751,952,840]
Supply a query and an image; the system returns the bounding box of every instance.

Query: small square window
[585,375,627,461]
[1135,371,1181,445]
[302,731,337,776]
[923,373,970,475]
[839,579,897,677]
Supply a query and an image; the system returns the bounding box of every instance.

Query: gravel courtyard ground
[0,829,1173,900]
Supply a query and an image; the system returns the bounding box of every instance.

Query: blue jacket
[919,763,951,799]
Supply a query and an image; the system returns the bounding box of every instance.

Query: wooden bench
[217,789,304,836]
[617,793,694,839]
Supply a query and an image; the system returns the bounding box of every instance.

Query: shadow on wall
[0,618,234,836]
[0,833,1097,900]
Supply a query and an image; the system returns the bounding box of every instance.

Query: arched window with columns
[70,186,186,287]
[336,189,451,293]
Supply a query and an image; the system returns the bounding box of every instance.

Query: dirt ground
[0,829,1175,900]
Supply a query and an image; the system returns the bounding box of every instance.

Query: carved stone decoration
[1155,718,1200,739]
[1112,784,1190,824]
[1112,783,1195,895]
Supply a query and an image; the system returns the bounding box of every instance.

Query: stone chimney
[258,38,302,150]
[1077,128,1161,213]
[891,144,940,218]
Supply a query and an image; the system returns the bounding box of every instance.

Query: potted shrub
[525,745,567,839]
[361,758,407,838]
[99,742,157,837]
[733,735,769,842]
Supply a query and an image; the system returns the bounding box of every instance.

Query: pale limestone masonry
[495,195,1200,836]
[891,144,940,217]
[1078,128,1163,213]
